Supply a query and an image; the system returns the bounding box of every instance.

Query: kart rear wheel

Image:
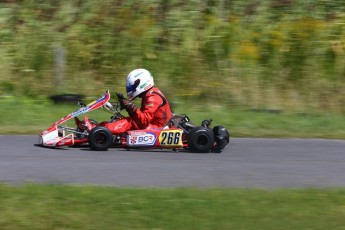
[88,126,113,151]
[187,126,214,153]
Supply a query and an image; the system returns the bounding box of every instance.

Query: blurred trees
[1,0,345,112]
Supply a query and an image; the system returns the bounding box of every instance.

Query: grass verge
[0,184,344,230]
[1,96,345,139]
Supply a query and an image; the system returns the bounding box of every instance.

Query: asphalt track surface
[0,135,345,188]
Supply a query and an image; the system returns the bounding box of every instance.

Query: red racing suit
[105,87,172,134]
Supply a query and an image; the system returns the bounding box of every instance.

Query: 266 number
[161,131,181,145]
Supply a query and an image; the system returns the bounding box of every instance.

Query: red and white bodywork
[39,90,111,147]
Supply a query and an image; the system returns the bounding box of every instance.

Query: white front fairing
[39,125,74,147]
[40,126,59,143]
[39,90,111,148]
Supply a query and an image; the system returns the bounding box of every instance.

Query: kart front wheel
[88,126,113,151]
[187,126,214,153]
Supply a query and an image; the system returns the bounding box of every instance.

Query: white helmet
[126,68,154,100]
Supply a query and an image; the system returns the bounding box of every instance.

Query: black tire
[187,126,214,153]
[213,126,230,153]
[88,126,113,151]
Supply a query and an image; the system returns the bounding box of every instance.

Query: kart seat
[162,114,185,129]
[162,114,194,131]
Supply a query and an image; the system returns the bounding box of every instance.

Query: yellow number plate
[159,130,183,147]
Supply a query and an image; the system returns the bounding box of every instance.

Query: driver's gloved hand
[116,92,137,115]
[116,92,126,109]
[123,100,137,115]
[116,92,125,101]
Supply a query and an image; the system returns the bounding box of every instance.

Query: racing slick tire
[88,126,113,151]
[212,126,230,153]
[187,126,215,153]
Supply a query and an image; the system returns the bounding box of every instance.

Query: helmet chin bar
[131,90,146,100]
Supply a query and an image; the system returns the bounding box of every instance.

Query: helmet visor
[126,79,140,98]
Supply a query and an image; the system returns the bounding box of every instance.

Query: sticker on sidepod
[158,130,183,147]
[127,131,157,147]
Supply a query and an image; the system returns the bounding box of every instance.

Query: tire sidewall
[187,127,214,153]
[88,126,113,151]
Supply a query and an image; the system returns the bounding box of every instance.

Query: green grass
[0,184,344,230]
[1,96,345,139]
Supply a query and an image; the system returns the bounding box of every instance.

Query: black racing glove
[116,92,125,102]
[116,92,137,115]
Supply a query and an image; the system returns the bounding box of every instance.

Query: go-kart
[38,90,230,153]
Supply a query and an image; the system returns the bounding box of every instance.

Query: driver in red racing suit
[104,68,172,134]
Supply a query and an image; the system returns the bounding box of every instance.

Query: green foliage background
[1,0,345,113]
